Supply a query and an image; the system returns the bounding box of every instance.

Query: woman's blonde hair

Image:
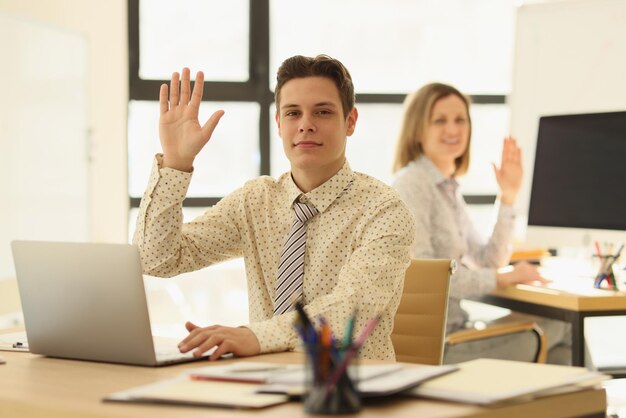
[392,83,472,176]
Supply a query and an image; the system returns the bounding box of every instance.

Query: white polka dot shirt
[133,155,415,360]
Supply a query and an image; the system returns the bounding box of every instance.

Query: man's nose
[298,115,316,133]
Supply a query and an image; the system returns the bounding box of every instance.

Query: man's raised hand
[159,67,224,171]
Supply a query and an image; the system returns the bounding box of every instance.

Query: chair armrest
[445,321,547,363]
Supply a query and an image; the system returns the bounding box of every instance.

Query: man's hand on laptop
[178,321,261,361]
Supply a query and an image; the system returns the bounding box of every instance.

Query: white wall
[0,11,89,278]
[510,0,626,246]
[0,0,128,246]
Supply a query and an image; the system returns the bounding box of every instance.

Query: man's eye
[285,111,299,117]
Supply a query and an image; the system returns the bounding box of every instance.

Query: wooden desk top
[490,283,626,312]
[0,350,606,418]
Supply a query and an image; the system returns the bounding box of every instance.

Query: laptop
[11,240,214,366]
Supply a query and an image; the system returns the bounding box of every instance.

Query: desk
[0,350,606,418]
[479,283,626,367]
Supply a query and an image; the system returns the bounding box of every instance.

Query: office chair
[391,259,454,365]
[391,259,548,365]
[445,319,547,363]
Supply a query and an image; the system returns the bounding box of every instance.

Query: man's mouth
[294,141,322,148]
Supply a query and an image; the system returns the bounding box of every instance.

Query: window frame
[128,0,501,207]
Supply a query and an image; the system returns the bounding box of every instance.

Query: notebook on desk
[11,240,213,366]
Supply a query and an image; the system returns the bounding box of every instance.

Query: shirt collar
[417,155,459,190]
[282,160,355,213]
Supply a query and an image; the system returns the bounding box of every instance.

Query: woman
[392,83,570,364]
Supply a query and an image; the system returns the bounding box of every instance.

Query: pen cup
[303,343,361,415]
[593,254,620,290]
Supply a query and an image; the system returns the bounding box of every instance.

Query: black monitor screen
[528,111,626,231]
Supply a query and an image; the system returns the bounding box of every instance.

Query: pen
[594,240,603,258]
[324,312,382,394]
[295,301,314,330]
[295,300,317,345]
[343,309,357,348]
[611,244,624,291]
[319,317,332,380]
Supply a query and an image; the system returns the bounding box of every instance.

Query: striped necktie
[273,199,319,315]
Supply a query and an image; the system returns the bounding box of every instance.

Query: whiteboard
[509,0,626,245]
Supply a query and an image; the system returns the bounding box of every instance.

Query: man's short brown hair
[275,54,355,118]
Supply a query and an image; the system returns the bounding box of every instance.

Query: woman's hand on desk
[496,261,551,287]
[178,321,260,361]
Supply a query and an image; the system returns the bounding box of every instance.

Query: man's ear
[275,112,282,137]
[346,107,358,137]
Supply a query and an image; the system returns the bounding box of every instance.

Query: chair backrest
[391,258,453,365]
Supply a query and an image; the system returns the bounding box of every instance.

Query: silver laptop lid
[11,240,159,366]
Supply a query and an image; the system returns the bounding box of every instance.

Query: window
[138,0,249,81]
[128,0,517,222]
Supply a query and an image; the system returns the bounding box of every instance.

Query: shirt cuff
[147,154,193,203]
[245,313,299,354]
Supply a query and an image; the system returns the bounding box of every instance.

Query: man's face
[276,76,357,176]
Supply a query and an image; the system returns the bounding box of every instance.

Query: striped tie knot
[293,200,318,224]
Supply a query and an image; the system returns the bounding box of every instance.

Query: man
[133,55,415,361]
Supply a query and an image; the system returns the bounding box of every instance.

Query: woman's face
[420,94,470,175]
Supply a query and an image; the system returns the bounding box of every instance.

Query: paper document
[410,358,609,405]
[191,361,458,398]
[105,361,460,408]
[189,362,404,385]
[104,375,288,409]
[357,364,458,397]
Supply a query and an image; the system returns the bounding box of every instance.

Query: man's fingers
[181,327,224,354]
[179,332,206,353]
[170,71,180,107]
[185,321,199,332]
[178,322,200,349]
[177,325,257,359]
[210,340,232,361]
[180,67,191,105]
[190,71,205,109]
[201,110,225,139]
[159,84,169,115]
[193,336,221,358]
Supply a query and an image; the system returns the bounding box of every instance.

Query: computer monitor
[525,111,626,250]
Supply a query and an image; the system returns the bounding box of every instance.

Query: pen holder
[592,254,619,290]
[304,343,361,415]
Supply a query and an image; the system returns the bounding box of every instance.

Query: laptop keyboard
[155,345,195,361]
